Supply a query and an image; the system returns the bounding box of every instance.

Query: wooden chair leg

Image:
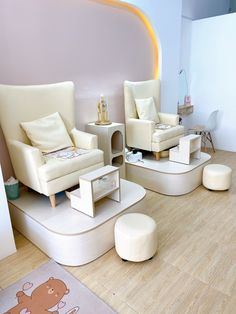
[201,131,207,152]
[49,194,56,208]
[208,132,215,153]
[153,152,161,161]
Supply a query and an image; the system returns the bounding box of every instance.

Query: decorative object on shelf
[95,94,112,125]
[178,69,190,104]
[178,69,194,116]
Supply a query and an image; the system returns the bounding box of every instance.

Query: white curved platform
[8,179,146,266]
[126,152,211,195]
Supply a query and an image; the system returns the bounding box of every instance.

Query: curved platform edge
[126,158,211,195]
[9,197,146,266]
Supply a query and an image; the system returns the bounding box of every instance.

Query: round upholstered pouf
[203,164,232,191]
[114,213,157,262]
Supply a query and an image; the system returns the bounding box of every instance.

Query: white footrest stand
[169,134,201,165]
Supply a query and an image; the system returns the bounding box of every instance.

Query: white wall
[188,13,236,152]
[182,0,230,20]
[0,165,16,260]
[124,0,183,113]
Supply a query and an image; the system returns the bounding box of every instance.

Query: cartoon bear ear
[65,289,70,295]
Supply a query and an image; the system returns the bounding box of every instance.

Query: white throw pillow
[21,112,73,153]
[135,97,159,123]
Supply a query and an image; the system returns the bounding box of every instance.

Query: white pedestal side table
[86,122,126,178]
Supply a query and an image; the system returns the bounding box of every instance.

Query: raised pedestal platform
[8,179,146,266]
[126,152,211,196]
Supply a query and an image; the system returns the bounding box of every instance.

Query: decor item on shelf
[0,81,104,208]
[177,69,194,116]
[95,94,112,125]
[124,79,184,160]
[178,69,191,105]
[184,95,191,106]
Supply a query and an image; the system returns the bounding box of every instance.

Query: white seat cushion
[38,149,103,181]
[152,125,184,143]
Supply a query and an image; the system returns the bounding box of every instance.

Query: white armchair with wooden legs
[124,79,184,160]
[0,81,104,207]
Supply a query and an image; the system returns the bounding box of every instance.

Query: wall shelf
[178,104,194,116]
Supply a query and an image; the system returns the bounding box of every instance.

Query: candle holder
[95,94,112,125]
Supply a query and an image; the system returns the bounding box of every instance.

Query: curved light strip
[91,0,159,79]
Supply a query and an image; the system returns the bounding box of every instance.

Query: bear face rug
[0,260,116,314]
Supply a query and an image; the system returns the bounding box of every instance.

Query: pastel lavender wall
[0,0,155,179]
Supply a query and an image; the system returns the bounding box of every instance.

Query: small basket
[4,181,20,200]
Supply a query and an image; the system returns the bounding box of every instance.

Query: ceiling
[182,0,230,20]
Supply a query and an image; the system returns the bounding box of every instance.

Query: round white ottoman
[203,164,232,191]
[114,213,157,262]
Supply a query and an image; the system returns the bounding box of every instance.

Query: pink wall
[0,0,155,179]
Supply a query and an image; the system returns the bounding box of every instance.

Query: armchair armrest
[8,140,44,193]
[158,112,179,126]
[126,118,155,151]
[71,128,98,149]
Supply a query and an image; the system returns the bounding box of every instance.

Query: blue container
[4,182,20,200]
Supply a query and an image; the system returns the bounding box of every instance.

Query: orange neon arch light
[91,0,159,79]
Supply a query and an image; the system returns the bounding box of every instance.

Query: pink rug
[0,260,116,314]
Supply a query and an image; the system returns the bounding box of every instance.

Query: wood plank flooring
[0,150,235,313]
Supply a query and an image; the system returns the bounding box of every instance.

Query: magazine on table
[43,147,90,161]
[155,123,173,130]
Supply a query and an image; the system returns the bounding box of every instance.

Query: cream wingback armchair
[0,81,104,207]
[124,79,184,159]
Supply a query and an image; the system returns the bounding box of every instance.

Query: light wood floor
[0,150,236,313]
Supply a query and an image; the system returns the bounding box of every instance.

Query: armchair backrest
[124,79,161,121]
[0,81,75,145]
